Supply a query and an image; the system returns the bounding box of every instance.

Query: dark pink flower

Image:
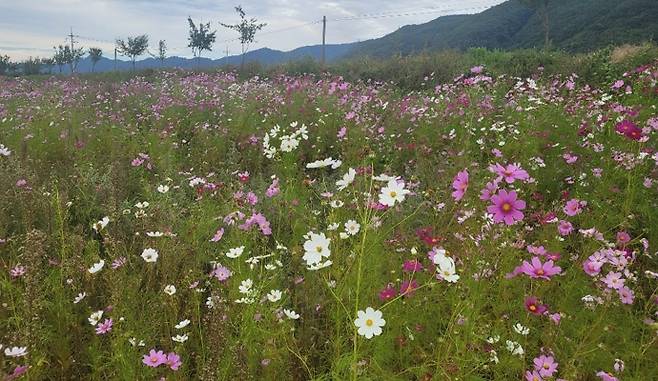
[378,284,397,301]
[525,296,548,315]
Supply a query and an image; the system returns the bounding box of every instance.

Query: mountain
[46,0,658,74]
[353,0,658,57]
[56,43,356,73]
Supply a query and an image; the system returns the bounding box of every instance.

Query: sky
[0,0,505,61]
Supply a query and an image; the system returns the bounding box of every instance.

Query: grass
[0,52,657,380]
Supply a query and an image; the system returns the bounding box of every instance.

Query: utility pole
[68,27,78,73]
[321,16,326,67]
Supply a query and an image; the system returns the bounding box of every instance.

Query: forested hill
[352,0,658,57]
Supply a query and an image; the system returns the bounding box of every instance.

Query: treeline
[0,5,266,76]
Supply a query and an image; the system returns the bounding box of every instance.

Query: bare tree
[219,5,266,69]
[116,35,149,71]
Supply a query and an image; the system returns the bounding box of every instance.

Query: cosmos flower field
[0,63,657,380]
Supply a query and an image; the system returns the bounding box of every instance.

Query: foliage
[116,35,149,70]
[187,17,216,61]
[88,48,103,73]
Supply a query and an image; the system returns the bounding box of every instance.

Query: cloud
[0,0,504,60]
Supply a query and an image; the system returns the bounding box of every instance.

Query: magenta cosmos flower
[451,170,469,201]
[487,190,526,225]
[143,349,167,367]
[525,296,548,315]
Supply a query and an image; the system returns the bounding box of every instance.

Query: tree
[22,57,42,75]
[88,47,103,72]
[219,5,266,69]
[157,40,167,66]
[116,35,149,71]
[522,0,551,49]
[41,58,54,74]
[187,17,216,66]
[53,45,83,74]
[0,54,10,76]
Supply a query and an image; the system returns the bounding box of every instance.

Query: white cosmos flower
[172,334,189,343]
[306,157,337,169]
[336,168,356,190]
[513,323,529,336]
[226,246,245,259]
[238,279,253,294]
[433,252,460,283]
[146,231,164,237]
[354,307,386,339]
[164,285,177,295]
[157,184,170,193]
[266,289,282,302]
[88,310,104,326]
[135,201,149,209]
[302,232,331,266]
[0,144,11,157]
[379,179,411,207]
[373,174,400,182]
[344,220,360,236]
[175,319,191,329]
[4,346,27,357]
[88,259,105,274]
[141,248,159,262]
[283,309,300,320]
[92,216,110,232]
[74,292,86,304]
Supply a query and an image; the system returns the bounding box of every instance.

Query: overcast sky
[0,0,504,61]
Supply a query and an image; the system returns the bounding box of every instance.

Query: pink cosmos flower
[618,286,634,304]
[525,296,548,315]
[479,181,499,201]
[451,170,469,202]
[265,178,280,197]
[597,371,619,381]
[616,231,631,245]
[210,228,224,242]
[557,220,573,236]
[533,355,558,377]
[563,198,584,216]
[238,213,272,235]
[525,370,544,381]
[583,259,603,276]
[95,318,113,335]
[514,257,562,280]
[143,349,167,367]
[492,163,529,184]
[211,265,232,282]
[166,352,182,370]
[487,190,526,225]
[602,271,625,290]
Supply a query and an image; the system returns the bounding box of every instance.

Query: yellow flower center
[365,319,374,327]
[529,305,536,311]
[316,246,323,253]
[502,203,512,212]
[390,191,397,197]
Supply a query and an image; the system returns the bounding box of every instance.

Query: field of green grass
[0,56,657,380]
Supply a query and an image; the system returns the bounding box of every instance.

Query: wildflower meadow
[0,63,657,380]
